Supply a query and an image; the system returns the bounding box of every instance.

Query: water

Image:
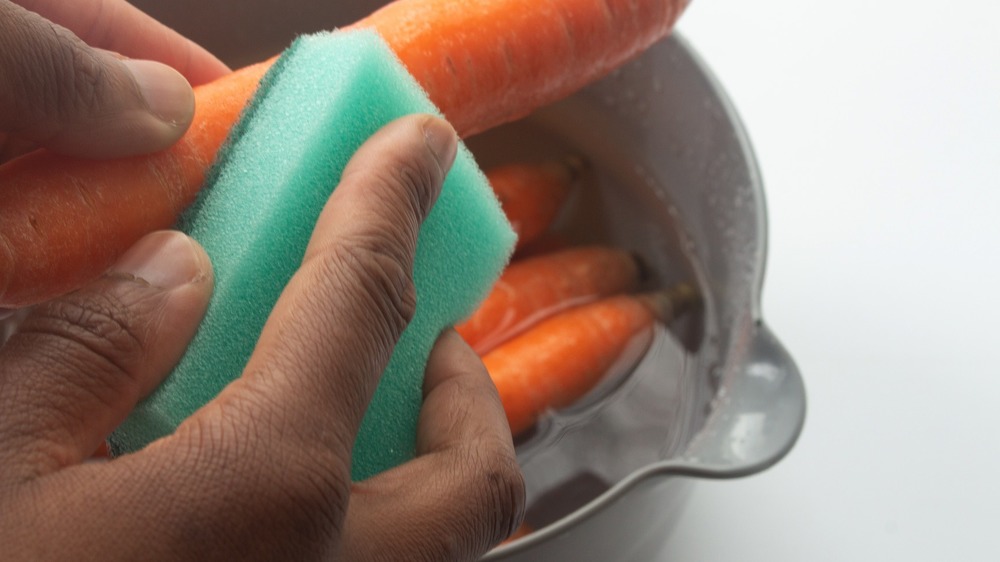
[466,115,719,531]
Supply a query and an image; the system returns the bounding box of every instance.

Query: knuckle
[17,289,147,389]
[62,40,108,118]
[346,152,440,224]
[391,159,440,219]
[3,14,119,133]
[471,451,527,543]
[310,238,418,337]
[423,451,526,560]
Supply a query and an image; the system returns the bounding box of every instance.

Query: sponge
[109,29,516,481]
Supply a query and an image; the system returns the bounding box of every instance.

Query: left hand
[0,0,229,161]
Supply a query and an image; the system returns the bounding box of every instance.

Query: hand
[0,114,526,561]
[0,0,229,161]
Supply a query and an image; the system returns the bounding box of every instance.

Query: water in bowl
[465,112,718,533]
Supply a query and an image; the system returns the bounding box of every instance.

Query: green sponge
[109,29,516,481]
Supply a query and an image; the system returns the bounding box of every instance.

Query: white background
[660,1,1000,560]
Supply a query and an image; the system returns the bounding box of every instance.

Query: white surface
[662,1,1000,560]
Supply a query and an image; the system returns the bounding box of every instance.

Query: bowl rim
[485,31,807,558]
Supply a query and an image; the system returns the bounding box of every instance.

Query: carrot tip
[640,283,701,322]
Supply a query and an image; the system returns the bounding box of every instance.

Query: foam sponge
[109,30,516,481]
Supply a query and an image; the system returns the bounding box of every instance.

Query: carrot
[511,232,571,261]
[360,0,690,137]
[91,441,110,459]
[487,158,580,250]
[501,522,534,545]
[483,285,698,436]
[0,0,689,307]
[457,246,641,354]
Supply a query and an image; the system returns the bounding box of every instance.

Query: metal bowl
[131,2,806,559]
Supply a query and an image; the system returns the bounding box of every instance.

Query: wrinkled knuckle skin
[423,453,526,561]
[60,37,110,119]
[0,6,131,136]
[15,288,150,388]
[50,30,137,124]
[315,239,418,338]
[477,453,528,545]
[363,156,440,225]
[392,159,440,220]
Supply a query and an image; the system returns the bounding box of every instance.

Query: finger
[0,231,212,482]
[181,116,457,464]
[341,331,526,562]
[0,1,197,158]
[13,0,230,85]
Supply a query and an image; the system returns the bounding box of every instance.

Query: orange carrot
[361,0,690,137]
[501,522,534,545]
[511,232,571,261]
[487,159,579,250]
[91,441,110,459]
[0,0,689,307]
[457,246,641,354]
[483,285,698,436]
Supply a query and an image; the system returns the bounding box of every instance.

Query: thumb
[0,1,195,158]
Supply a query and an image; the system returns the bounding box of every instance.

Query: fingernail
[422,117,458,172]
[121,59,195,127]
[111,232,207,290]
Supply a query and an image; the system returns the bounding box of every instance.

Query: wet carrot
[483,285,698,436]
[361,0,690,137]
[457,246,641,354]
[0,0,689,307]
[487,159,580,250]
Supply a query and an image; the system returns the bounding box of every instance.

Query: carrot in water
[510,232,572,261]
[457,246,641,354]
[0,0,690,307]
[486,158,580,250]
[483,285,698,436]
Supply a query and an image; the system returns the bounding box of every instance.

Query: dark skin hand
[0,2,526,560]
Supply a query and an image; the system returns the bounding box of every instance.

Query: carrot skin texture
[359,0,690,136]
[0,0,689,306]
[486,160,577,250]
[457,246,641,354]
[483,294,656,436]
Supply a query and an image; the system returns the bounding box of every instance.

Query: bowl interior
[130,0,770,538]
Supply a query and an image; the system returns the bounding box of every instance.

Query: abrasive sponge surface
[109,30,515,481]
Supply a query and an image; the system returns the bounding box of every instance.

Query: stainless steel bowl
[132,2,807,559]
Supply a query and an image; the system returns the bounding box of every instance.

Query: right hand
[0,114,526,561]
